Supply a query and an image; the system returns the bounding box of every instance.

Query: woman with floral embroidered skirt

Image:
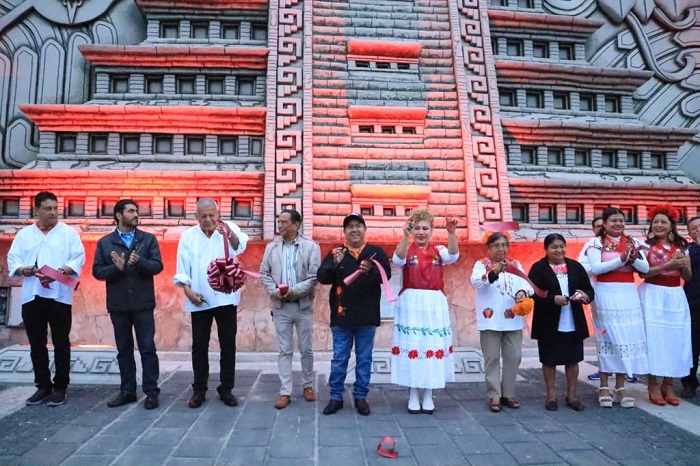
[470,232,532,413]
[390,209,459,414]
[586,207,649,409]
[638,204,692,406]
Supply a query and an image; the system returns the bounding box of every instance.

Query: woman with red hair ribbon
[638,204,692,406]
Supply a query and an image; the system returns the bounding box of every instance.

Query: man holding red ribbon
[317,212,391,416]
[174,198,248,409]
[7,191,85,407]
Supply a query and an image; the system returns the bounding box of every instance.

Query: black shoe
[545,400,558,411]
[218,390,238,407]
[144,392,159,410]
[323,400,344,415]
[681,386,697,399]
[47,389,66,407]
[188,392,206,409]
[107,392,137,408]
[26,388,52,406]
[354,399,371,416]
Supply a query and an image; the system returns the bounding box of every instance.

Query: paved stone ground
[0,366,699,466]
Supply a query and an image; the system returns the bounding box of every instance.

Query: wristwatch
[58,268,66,275]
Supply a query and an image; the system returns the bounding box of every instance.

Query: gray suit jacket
[259,234,321,310]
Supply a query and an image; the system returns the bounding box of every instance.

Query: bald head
[196,198,218,212]
[195,198,220,235]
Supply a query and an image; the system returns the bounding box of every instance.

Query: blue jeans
[329,325,376,401]
[110,309,160,395]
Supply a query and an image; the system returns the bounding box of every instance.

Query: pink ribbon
[504,262,547,298]
[343,259,397,302]
[481,221,520,232]
[36,265,80,290]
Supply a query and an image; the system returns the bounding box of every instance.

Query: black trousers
[190,305,237,394]
[22,297,72,390]
[110,309,160,395]
[682,308,700,390]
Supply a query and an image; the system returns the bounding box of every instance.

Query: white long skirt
[592,282,649,375]
[391,289,455,388]
[638,282,692,377]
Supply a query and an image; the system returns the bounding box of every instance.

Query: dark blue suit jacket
[92,229,163,313]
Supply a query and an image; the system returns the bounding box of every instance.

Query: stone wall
[0,235,594,351]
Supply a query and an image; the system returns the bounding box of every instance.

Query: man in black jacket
[317,212,391,416]
[93,199,164,409]
[682,216,700,398]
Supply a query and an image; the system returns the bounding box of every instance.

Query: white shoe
[408,388,421,414]
[422,389,434,414]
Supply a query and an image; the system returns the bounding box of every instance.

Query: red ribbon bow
[206,221,259,294]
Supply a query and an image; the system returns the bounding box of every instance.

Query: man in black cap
[317,212,391,416]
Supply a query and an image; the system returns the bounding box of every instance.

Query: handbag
[206,221,246,294]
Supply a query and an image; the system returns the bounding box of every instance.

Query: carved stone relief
[0,0,144,168]
[543,0,700,180]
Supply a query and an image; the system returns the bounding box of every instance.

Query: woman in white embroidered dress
[391,209,459,414]
[586,207,649,408]
[638,205,692,406]
[470,232,532,413]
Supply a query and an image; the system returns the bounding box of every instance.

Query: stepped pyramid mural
[0,0,697,350]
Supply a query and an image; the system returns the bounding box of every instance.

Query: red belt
[645,275,681,287]
[596,271,635,283]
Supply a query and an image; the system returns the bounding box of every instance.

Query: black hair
[687,216,700,226]
[597,207,625,238]
[544,233,566,249]
[281,209,302,224]
[34,191,57,209]
[114,199,138,223]
[647,210,688,250]
[591,216,602,226]
[486,232,509,247]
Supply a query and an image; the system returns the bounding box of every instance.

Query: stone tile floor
[0,367,699,465]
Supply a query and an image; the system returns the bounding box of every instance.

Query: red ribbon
[343,259,397,302]
[36,265,80,291]
[206,221,259,294]
[504,262,547,298]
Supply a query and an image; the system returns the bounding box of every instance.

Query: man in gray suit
[260,209,321,409]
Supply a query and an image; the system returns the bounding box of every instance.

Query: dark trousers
[110,309,160,395]
[682,310,700,390]
[22,297,72,390]
[191,305,237,394]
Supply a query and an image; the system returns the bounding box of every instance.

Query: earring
[647,232,655,240]
[669,232,675,241]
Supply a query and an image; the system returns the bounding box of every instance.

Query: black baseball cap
[343,212,366,228]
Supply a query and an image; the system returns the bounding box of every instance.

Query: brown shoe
[275,395,291,410]
[303,387,316,402]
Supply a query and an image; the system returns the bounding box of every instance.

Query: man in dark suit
[682,216,700,398]
[93,199,164,409]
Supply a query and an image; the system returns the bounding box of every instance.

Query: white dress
[391,244,458,389]
[587,236,649,375]
[637,242,692,377]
